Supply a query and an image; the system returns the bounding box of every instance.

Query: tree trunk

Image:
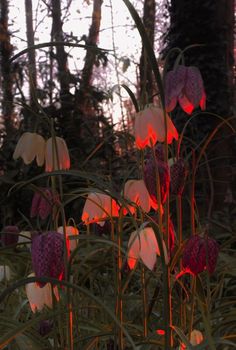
[164,0,235,212]
[139,0,156,104]
[25,0,37,109]
[51,0,70,100]
[0,0,14,134]
[80,0,103,114]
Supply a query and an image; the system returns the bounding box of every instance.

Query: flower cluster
[13,133,70,171]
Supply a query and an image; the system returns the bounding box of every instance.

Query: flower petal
[178,93,194,115]
[185,66,205,108]
[127,231,140,269]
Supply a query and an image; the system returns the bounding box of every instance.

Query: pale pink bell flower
[123,179,158,214]
[127,227,161,270]
[82,192,119,226]
[134,105,178,149]
[13,132,45,166]
[25,273,59,313]
[179,329,204,349]
[45,137,70,172]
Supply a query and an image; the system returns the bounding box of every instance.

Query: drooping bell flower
[0,265,11,281]
[143,149,170,205]
[165,65,206,115]
[13,132,45,166]
[31,231,64,287]
[170,158,187,195]
[123,179,158,214]
[82,192,119,227]
[127,226,162,270]
[30,188,59,221]
[57,226,79,252]
[1,225,19,247]
[45,137,70,172]
[134,105,178,149]
[179,329,204,349]
[182,235,219,275]
[25,273,59,313]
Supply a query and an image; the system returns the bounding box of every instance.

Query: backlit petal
[127,231,141,269]
[178,93,194,115]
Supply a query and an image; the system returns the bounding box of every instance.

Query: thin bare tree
[0,0,14,134]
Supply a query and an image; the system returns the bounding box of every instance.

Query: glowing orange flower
[134,105,178,149]
[13,132,45,166]
[127,227,161,270]
[82,192,119,226]
[123,179,158,214]
[58,226,79,252]
[45,137,70,172]
[179,329,203,349]
[165,65,206,115]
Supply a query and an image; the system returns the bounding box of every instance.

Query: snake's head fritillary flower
[1,225,19,247]
[31,231,64,287]
[30,188,59,221]
[123,179,158,214]
[0,265,11,281]
[182,235,219,275]
[170,158,187,195]
[45,137,70,172]
[57,226,79,252]
[144,154,170,205]
[179,329,204,349]
[82,192,119,227]
[165,65,206,115]
[25,273,59,313]
[134,105,178,149]
[13,132,45,166]
[128,227,164,270]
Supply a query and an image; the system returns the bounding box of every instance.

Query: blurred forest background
[0,0,235,229]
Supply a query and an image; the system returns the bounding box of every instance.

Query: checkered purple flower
[182,235,219,275]
[31,231,64,287]
[30,188,59,221]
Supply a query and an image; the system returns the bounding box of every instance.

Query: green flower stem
[191,153,196,235]
[117,222,123,350]
[141,267,148,337]
[177,195,184,329]
[51,114,73,350]
[150,142,162,234]
[163,264,172,349]
[52,285,59,349]
[188,276,196,340]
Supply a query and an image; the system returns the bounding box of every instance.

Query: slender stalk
[117,220,123,350]
[163,264,172,349]
[191,151,196,235]
[141,267,148,337]
[177,195,183,329]
[188,276,196,339]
